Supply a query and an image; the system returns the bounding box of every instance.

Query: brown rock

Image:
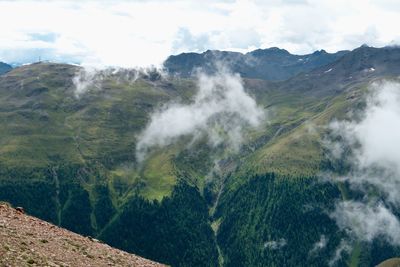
[15,207,24,214]
[0,204,167,267]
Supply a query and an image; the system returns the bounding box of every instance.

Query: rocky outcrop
[0,203,166,267]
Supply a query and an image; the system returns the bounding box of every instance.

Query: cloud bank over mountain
[136,69,265,162]
[325,81,400,247]
[1,0,400,67]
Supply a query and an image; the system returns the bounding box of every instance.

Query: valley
[0,45,400,266]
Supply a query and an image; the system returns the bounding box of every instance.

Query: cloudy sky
[1,0,399,67]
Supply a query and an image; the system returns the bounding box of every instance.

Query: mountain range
[0,45,399,266]
[164,47,349,80]
[0,62,12,75]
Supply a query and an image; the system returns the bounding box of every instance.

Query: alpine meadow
[1,1,400,267]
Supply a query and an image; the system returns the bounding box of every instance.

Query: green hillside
[1,45,400,266]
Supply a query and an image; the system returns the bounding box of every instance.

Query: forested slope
[1,46,400,266]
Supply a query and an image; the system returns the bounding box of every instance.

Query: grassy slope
[0,63,199,228]
[0,62,397,266]
[0,62,368,202]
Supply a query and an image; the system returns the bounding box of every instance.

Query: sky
[1,0,400,67]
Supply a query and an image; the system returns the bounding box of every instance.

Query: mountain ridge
[164,46,349,81]
[277,45,400,97]
[0,62,12,75]
[1,45,400,266]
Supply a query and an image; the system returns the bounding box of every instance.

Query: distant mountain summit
[164,47,349,81]
[278,45,400,97]
[0,62,12,75]
[2,45,400,266]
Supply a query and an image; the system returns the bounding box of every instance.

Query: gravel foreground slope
[0,203,166,267]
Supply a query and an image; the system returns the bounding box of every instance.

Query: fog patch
[135,69,265,162]
[324,81,400,248]
[310,235,328,255]
[331,200,400,245]
[328,240,351,267]
[263,238,287,250]
[73,67,102,97]
[72,66,163,98]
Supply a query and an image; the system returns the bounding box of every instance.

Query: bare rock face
[0,203,166,267]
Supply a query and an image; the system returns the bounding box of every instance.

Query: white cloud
[72,67,102,97]
[135,68,265,162]
[328,240,351,267]
[328,82,400,205]
[71,66,155,97]
[325,81,400,247]
[310,235,328,254]
[264,238,287,250]
[351,84,400,175]
[1,0,400,67]
[331,201,400,245]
